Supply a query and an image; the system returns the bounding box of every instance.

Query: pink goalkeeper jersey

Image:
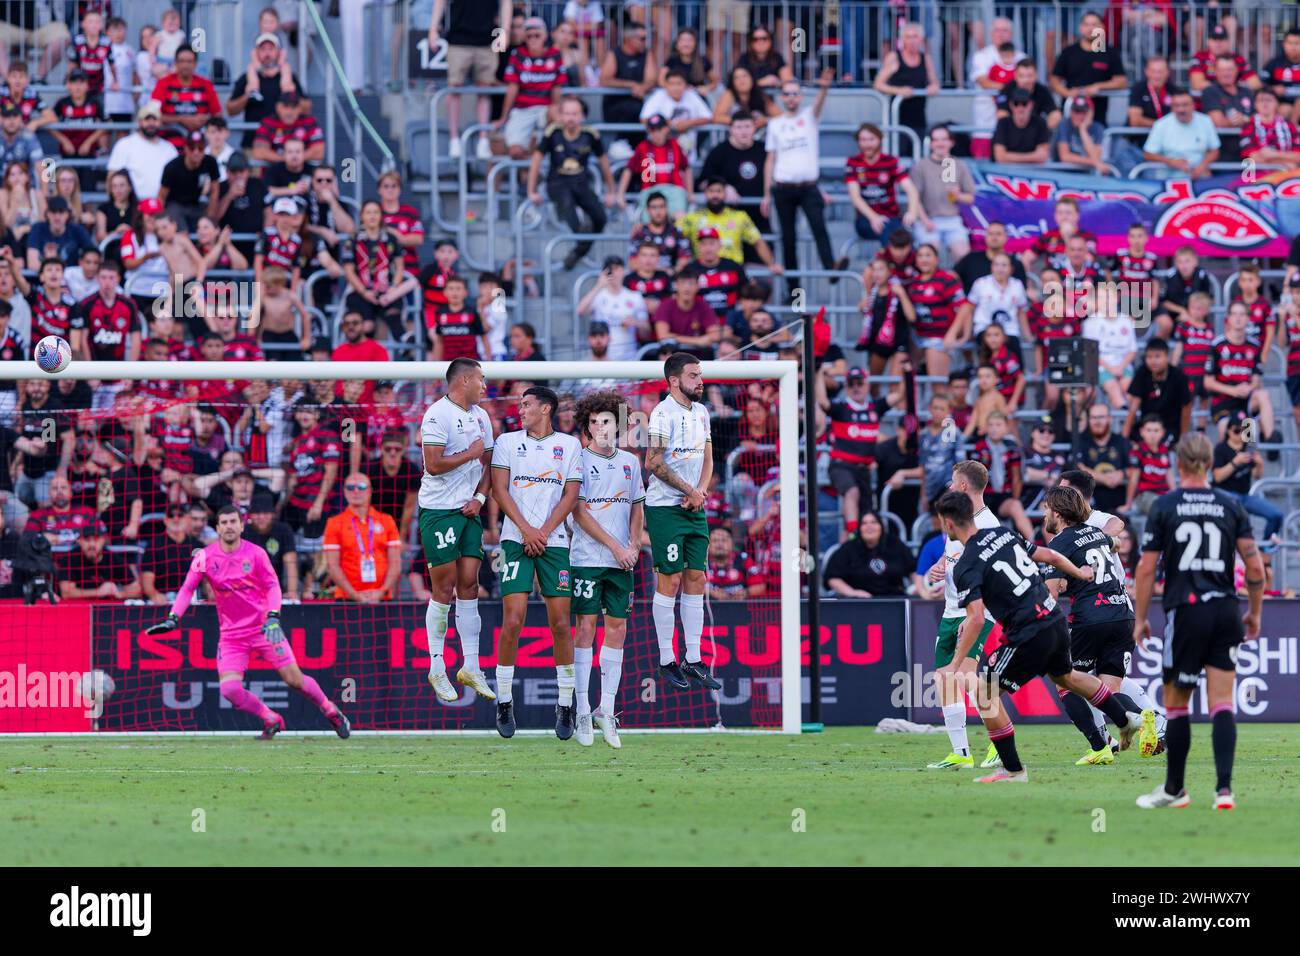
[171,539,282,640]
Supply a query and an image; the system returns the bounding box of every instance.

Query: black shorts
[345,291,406,340]
[984,490,1011,514]
[828,460,873,499]
[1070,619,1134,678]
[1287,373,1300,408]
[1212,398,1248,422]
[1162,599,1245,688]
[281,501,326,539]
[985,615,1073,693]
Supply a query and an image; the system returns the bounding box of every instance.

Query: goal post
[0,359,804,734]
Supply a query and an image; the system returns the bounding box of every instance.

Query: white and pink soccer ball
[35,335,72,374]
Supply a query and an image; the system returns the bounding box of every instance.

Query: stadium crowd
[0,2,1297,606]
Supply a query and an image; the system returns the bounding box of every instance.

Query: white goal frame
[1,359,803,734]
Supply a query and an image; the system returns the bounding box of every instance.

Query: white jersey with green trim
[570,447,645,568]
[941,504,1003,618]
[418,396,495,510]
[490,429,583,548]
[644,394,711,507]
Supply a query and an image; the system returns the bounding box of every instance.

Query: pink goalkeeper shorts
[217,631,297,675]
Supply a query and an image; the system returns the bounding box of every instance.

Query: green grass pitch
[3,725,1297,866]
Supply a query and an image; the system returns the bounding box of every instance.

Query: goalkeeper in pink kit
[145,505,351,739]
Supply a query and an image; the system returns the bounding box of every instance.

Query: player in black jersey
[1041,486,1157,766]
[1133,433,1263,810]
[938,490,1145,783]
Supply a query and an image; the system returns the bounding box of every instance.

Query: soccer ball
[35,335,72,374]
[80,670,116,707]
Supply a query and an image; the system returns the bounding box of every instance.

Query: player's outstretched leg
[222,677,284,739]
[1061,689,1113,765]
[1138,699,1192,809]
[279,664,349,739]
[1055,671,1144,749]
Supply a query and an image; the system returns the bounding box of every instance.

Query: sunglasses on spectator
[345,482,369,492]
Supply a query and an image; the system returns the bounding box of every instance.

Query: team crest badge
[623,464,632,479]
[242,561,252,573]
[553,445,564,459]
[558,569,570,588]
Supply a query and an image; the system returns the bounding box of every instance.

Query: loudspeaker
[1047,338,1098,386]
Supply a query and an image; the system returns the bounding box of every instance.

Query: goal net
[0,359,801,734]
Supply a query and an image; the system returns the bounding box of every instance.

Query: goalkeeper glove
[263,611,285,644]
[144,614,179,636]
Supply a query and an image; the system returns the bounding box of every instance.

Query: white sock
[556,663,575,707]
[573,646,593,715]
[455,597,481,672]
[1091,703,1107,738]
[426,600,450,676]
[1121,677,1155,712]
[652,591,677,666]
[942,702,970,757]
[496,664,514,703]
[599,645,624,715]
[680,592,704,664]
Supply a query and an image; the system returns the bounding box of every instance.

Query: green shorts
[419,507,484,568]
[935,615,996,668]
[499,540,571,597]
[571,566,635,618]
[646,505,708,574]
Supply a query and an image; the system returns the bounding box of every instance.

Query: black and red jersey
[50,95,104,152]
[419,264,457,312]
[1233,295,1274,343]
[630,138,689,190]
[428,308,484,360]
[503,45,567,108]
[875,246,919,285]
[0,328,25,363]
[1027,302,1081,344]
[27,288,77,341]
[160,423,196,474]
[1128,437,1173,494]
[1031,229,1096,271]
[1204,335,1262,414]
[253,115,325,154]
[0,83,44,121]
[987,343,1023,401]
[827,394,891,467]
[381,205,423,271]
[255,228,306,273]
[695,260,747,314]
[844,152,907,219]
[68,33,114,93]
[973,438,1022,494]
[1110,248,1158,305]
[624,269,671,303]
[72,292,139,361]
[149,73,221,146]
[1285,312,1300,377]
[1060,261,1101,316]
[1241,115,1298,157]
[1189,50,1256,83]
[287,426,343,508]
[705,488,731,529]
[219,334,264,363]
[907,269,965,339]
[629,222,690,273]
[342,229,402,292]
[1174,319,1217,384]
[24,506,99,547]
[707,551,762,598]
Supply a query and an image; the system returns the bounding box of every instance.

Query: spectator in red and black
[978,323,1025,414]
[207,307,265,363]
[995,57,1062,129]
[1232,262,1276,354]
[1020,197,1094,273]
[360,383,407,460]
[497,17,567,162]
[628,191,690,272]
[341,199,417,342]
[10,253,77,348]
[706,525,764,600]
[283,400,342,538]
[302,164,354,260]
[157,129,220,230]
[26,473,97,548]
[70,258,140,363]
[816,366,902,534]
[691,228,747,316]
[364,430,420,543]
[616,113,692,210]
[854,258,914,380]
[36,69,106,194]
[973,411,1035,539]
[1154,245,1214,340]
[12,379,72,510]
[1202,54,1256,162]
[1028,267,1082,412]
[624,240,672,315]
[65,8,115,97]
[149,45,222,149]
[953,221,1026,293]
[1058,234,1102,316]
[703,471,732,531]
[57,521,141,601]
[904,243,963,380]
[1263,28,1300,126]
[1124,415,1173,515]
[1204,304,1274,441]
[251,90,326,164]
[1127,55,1177,129]
[1107,222,1159,320]
[418,238,460,314]
[1049,11,1127,124]
[875,228,919,286]
[1020,414,1067,511]
[428,274,488,363]
[228,31,308,149]
[1071,403,1130,514]
[244,493,301,599]
[1189,23,1259,97]
[1240,87,1300,170]
[208,152,266,259]
[140,503,201,603]
[254,197,308,292]
[845,122,918,243]
[0,62,44,126]
[377,171,424,274]
[1122,336,1193,441]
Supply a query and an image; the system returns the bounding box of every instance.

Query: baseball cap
[139,197,163,215]
[250,492,276,514]
[1009,88,1033,105]
[1033,414,1054,431]
[67,68,88,82]
[1069,95,1092,112]
[589,320,610,335]
[255,32,282,48]
[645,114,668,130]
[84,521,109,538]
[231,467,254,481]
[601,254,623,270]
[0,104,20,118]
[523,16,547,31]
[226,151,250,171]
[1209,24,1228,41]
[280,90,301,106]
[1226,410,1250,430]
[696,226,721,241]
[272,197,300,215]
[185,129,205,147]
[47,196,69,213]
[846,366,867,382]
[137,101,162,120]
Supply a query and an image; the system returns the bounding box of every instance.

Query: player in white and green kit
[570,390,646,748]
[418,358,497,703]
[927,460,1001,770]
[644,352,721,692]
[490,386,584,740]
